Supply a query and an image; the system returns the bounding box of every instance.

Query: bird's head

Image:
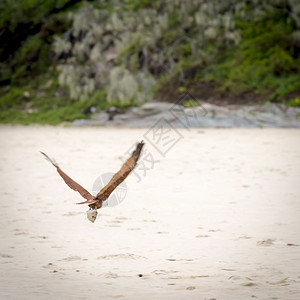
[86,208,98,223]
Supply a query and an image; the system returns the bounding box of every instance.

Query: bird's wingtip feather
[40,151,58,167]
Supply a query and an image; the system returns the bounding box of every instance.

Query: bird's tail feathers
[76,199,98,205]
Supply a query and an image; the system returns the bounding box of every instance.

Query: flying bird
[41,141,144,222]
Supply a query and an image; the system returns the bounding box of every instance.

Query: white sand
[0,126,299,299]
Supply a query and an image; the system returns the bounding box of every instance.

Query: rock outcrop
[72,102,300,128]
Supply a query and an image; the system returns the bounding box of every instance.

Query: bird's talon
[86,208,98,223]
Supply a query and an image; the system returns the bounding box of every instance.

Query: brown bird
[41,141,144,222]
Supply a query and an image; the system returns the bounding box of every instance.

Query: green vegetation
[0,73,107,124]
[0,0,81,30]
[201,10,300,102]
[287,97,300,107]
[1,0,299,124]
[183,100,198,108]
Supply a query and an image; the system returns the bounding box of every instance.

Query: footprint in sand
[152,270,179,276]
[109,220,123,224]
[266,278,290,286]
[186,286,196,290]
[0,253,14,258]
[166,258,194,262]
[97,253,146,260]
[115,217,128,220]
[228,275,242,280]
[152,270,168,275]
[238,235,252,239]
[256,239,275,246]
[189,275,209,279]
[104,272,119,279]
[60,256,87,261]
[30,235,47,239]
[42,262,56,269]
[229,275,256,285]
[256,239,292,247]
[31,236,49,243]
[62,211,82,216]
[14,231,28,236]
[196,234,210,238]
[168,276,182,279]
[242,282,257,287]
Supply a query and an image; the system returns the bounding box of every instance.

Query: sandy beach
[0,126,299,300]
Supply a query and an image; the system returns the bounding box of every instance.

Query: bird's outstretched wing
[97,140,144,200]
[77,141,145,205]
[40,152,94,203]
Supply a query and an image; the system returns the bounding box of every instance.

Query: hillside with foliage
[1,0,300,124]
